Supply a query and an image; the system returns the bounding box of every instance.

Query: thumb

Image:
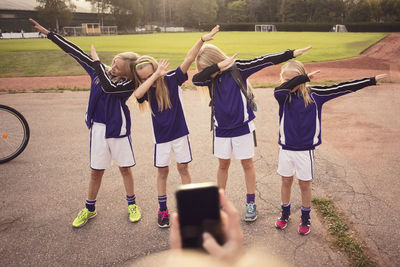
[202,232,224,256]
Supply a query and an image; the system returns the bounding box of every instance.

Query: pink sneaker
[275,213,290,229]
[157,209,170,228]
[298,218,311,235]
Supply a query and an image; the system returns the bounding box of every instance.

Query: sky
[0,0,95,13]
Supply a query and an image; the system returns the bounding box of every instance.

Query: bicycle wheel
[0,105,30,163]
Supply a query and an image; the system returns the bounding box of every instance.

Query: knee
[281,177,293,186]
[91,170,104,182]
[177,163,189,175]
[298,180,311,191]
[241,159,254,171]
[158,167,169,179]
[219,159,231,170]
[119,167,131,176]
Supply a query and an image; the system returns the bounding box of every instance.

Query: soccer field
[0,31,387,77]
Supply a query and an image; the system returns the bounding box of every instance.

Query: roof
[0,0,94,13]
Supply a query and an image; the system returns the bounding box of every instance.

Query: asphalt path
[1,86,399,266]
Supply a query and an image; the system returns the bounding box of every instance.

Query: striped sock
[282,203,291,215]
[246,193,255,204]
[158,195,167,211]
[126,194,136,205]
[301,206,311,221]
[86,199,96,212]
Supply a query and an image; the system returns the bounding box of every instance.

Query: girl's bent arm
[192,64,220,86]
[181,25,220,74]
[180,25,219,74]
[134,59,170,99]
[92,61,135,93]
[274,74,310,104]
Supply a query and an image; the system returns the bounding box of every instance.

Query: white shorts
[154,135,192,168]
[90,122,135,170]
[277,148,314,181]
[214,131,255,160]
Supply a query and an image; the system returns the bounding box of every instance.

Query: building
[0,0,98,32]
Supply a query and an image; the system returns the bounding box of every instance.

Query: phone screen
[176,183,223,249]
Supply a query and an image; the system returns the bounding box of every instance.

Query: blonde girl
[192,44,312,222]
[30,19,142,227]
[274,60,387,235]
[134,26,220,228]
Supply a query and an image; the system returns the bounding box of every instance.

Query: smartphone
[175,182,224,249]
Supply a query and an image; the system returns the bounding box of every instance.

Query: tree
[35,0,76,32]
[345,0,371,22]
[86,0,113,26]
[174,0,217,28]
[228,0,247,22]
[109,0,143,31]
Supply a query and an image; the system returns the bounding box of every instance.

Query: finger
[303,45,312,51]
[231,53,238,60]
[212,25,220,34]
[202,232,225,257]
[29,18,37,25]
[169,213,182,250]
[376,74,388,81]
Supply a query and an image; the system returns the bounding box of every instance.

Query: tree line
[36,0,400,31]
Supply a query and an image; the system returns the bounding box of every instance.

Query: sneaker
[298,217,311,235]
[245,202,257,222]
[128,204,141,223]
[158,208,170,228]
[72,208,97,228]
[275,211,290,230]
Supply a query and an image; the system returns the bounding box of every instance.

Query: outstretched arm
[236,45,312,80]
[311,73,387,104]
[180,25,220,74]
[29,18,96,70]
[134,59,170,99]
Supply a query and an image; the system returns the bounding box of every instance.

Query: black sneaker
[157,208,170,228]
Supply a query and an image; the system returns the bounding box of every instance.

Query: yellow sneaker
[72,208,97,228]
[128,204,141,223]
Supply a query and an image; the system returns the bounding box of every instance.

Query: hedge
[199,22,400,32]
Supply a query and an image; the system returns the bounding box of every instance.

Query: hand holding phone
[171,185,243,261]
[175,183,223,249]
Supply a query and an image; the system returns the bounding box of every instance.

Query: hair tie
[136,61,151,68]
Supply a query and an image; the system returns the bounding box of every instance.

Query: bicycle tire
[0,105,30,163]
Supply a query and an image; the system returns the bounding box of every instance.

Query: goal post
[63,24,118,36]
[255,25,277,32]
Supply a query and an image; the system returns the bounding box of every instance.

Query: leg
[157,166,170,228]
[88,169,105,200]
[157,166,169,196]
[298,180,312,208]
[275,176,293,229]
[241,158,258,222]
[177,163,191,184]
[298,180,312,235]
[217,158,231,189]
[281,176,294,205]
[119,166,134,196]
[241,158,256,194]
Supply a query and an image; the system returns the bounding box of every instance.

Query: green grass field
[0,31,387,78]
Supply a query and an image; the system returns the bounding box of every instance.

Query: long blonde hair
[135,55,171,113]
[106,52,140,88]
[280,60,313,107]
[195,44,255,98]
